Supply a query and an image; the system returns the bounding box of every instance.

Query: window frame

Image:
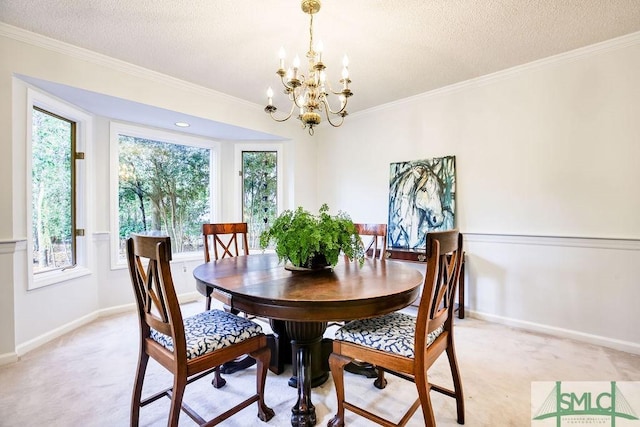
[26,89,92,290]
[32,106,77,272]
[109,121,221,269]
[234,143,284,251]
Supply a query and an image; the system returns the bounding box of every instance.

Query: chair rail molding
[0,239,27,254]
[463,232,640,251]
[462,231,640,355]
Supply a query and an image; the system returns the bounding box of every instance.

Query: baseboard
[0,351,18,366]
[468,309,640,356]
[96,302,137,318]
[15,311,99,357]
[11,292,204,360]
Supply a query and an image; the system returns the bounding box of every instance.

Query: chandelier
[264,0,353,135]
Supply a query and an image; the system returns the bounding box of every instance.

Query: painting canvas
[388,156,456,250]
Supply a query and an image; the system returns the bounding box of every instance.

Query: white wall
[317,34,640,353]
[2,23,639,363]
[0,25,318,362]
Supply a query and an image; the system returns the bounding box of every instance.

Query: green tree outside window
[118,135,210,256]
[242,151,278,249]
[32,107,75,273]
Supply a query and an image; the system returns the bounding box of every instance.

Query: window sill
[30,266,92,290]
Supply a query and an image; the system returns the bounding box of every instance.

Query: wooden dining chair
[353,223,387,260]
[201,222,250,310]
[329,223,387,327]
[200,222,263,385]
[339,223,389,379]
[328,229,464,427]
[126,233,274,426]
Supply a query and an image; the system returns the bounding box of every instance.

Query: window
[27,89,90,289]
[242,151,278,248]
[235,144,283,250]
[111,123,218,264]
[31,107,77,273]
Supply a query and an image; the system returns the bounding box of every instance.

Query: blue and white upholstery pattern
[334,312,444,359]
[151,309,263,360]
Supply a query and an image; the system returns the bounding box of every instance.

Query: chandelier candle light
[264,0,353,135]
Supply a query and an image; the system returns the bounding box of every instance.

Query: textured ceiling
[2,0,640,126]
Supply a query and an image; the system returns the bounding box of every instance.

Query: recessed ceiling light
[174,121,190,127]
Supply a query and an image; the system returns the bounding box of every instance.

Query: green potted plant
[259,204,365,269]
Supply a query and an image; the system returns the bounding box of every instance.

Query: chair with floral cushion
[328,229,464,427]
[126,233,274,426]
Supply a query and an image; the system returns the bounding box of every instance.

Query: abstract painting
[388,156,456,250]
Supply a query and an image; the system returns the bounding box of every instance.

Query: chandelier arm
[267,103,297,122]
[325,80,352,101]
[279,75,306,93]
[292,92,304,109]
[324,112,345,128]
[321,79,338,95]
[329,88,347,96]
[279,75,291,90]
[321,95,348,115]
[321,99,346,128]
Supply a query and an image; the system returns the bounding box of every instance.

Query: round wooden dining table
[193,253,423,427]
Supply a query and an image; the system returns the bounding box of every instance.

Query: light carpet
[0,300,638,426]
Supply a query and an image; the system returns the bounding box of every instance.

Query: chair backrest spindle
[417,230,463,340]
[203,223,250,262]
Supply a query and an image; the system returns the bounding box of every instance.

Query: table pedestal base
[271,320,332,389]
[288,337,332,388]
[285,321,328,427]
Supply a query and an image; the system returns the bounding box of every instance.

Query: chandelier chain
[309,13,314,56]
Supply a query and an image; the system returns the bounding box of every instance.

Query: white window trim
[109,121,221,269]
[26,88,93,290]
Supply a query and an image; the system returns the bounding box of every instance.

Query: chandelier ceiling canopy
[264,0,352,135]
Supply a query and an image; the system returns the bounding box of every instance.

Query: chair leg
[204,297,228,389]
[374,367,387,389]
[328,353,352,427]
[211,365,226,389]
[168,375,187,427]
[250,347,275,422]
[446,344,465,424]
[130,352,149,427]
[414,368,437,427]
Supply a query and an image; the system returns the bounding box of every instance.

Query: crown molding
[0,22,262,111]
[354,30,640,118]
[4,22,640,128]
